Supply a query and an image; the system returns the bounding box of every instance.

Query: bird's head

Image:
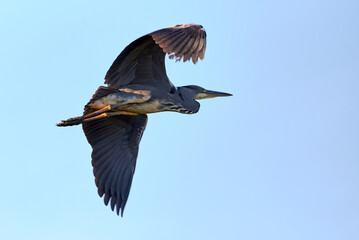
[180,85,232,100]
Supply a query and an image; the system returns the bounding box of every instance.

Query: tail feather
[57,116,83,127]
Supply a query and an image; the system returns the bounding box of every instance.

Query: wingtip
[150,23,206,65]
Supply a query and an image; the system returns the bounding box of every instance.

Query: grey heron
[57,24,232,216]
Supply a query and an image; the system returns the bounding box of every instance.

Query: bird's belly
[117,100,162,114]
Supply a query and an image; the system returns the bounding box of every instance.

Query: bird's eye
[200,89,206,93]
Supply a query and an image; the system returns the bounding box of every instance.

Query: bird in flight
[57,24,232,216]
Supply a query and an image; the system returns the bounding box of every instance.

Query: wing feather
[175,29,196,59]
[82,108,148,216]
[105,24,207,89]
[183,30,201,62]
[158,30,186,52]
[199,32,206,60]
[193,31,205,64]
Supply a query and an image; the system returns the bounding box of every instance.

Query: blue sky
[1,0,358,239]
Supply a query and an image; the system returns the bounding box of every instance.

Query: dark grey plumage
[81,87,147,216]
[82,112,147,216]
[105,24,206,90]
[57,24,231,216]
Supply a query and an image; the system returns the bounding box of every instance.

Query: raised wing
[82,104,148,216]
[105,23,207,89]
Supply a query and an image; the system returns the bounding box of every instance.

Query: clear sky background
[0,0,358,239]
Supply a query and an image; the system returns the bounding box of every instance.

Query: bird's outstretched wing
[105,23,207,89]
[82,98,148,215]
